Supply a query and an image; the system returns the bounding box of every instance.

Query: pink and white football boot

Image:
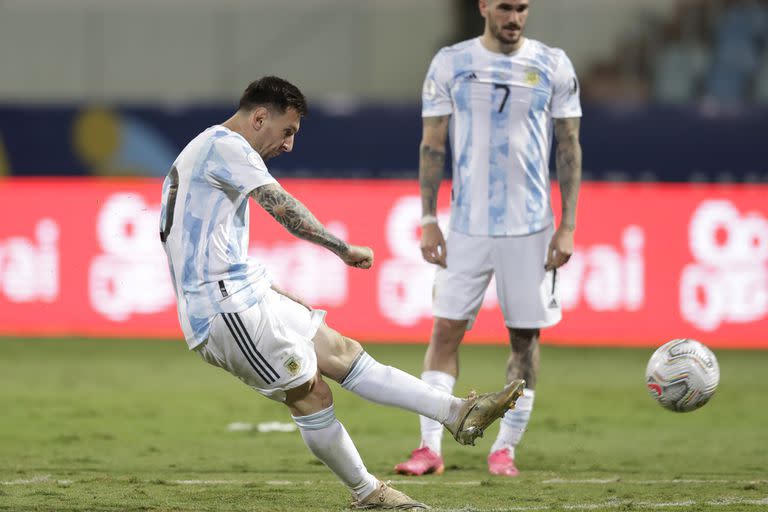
[394,447,445,476]
[487,447,519,477]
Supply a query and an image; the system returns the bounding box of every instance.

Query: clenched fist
[341,244,374,269]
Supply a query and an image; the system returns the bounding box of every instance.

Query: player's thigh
[493,226,561,328]
[433,231,494,327]
[196,290,323,402]
[312,323,363,382]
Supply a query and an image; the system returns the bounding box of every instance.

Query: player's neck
[221,114,243,136]
[222,113,258,150]
[479,33,525,55]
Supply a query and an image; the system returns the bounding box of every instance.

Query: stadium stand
[581,0,768,105]
[0,0,765,181]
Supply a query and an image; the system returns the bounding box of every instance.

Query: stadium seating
[584,0,768,105]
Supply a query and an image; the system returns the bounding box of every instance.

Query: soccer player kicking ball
[159,75,525,510]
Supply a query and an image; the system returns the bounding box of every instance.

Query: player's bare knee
[508,328,540,352]
[314,323,363,381]
[332,335,363,376]
[432,317,467,350]
[340,336,363,360]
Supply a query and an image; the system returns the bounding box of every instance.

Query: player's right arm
[419,115,450,268]
[251,183,373,269]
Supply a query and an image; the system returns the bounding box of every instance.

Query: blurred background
[0,0,766,346]
[1,0,767,182]
[2,5,767,509]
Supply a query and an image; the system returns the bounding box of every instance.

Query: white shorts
[195,288,326,402]
[433,227,561,329]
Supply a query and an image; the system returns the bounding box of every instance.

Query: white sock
[491,389,535,458]
[418,371,455,455]
[293,405,379,501]
[341,352,462,425]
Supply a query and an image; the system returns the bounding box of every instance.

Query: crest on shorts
[283,357,301,376]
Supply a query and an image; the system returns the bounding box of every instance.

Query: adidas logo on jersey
[548,298,559,309]
[465,72,477,80]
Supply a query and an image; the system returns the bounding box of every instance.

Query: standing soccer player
[395,0,582,477]
[160,76,525,509]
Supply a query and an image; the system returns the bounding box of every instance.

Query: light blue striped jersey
[422,37,582,236]
[160,125,276,349]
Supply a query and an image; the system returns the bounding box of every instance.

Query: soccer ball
[645,339,719,412]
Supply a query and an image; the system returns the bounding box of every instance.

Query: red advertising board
[0,178,765,348]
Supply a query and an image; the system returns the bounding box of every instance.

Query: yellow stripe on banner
[0,134,9,176]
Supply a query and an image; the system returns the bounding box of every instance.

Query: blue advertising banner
[0,104,766,182]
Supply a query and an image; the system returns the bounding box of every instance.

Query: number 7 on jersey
[493,83,510,113]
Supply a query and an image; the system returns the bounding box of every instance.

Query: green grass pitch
[1,338,766,511]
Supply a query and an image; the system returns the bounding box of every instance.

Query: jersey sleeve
[550,51,582,119]
[206,136,277,194]
[422,50,453,117]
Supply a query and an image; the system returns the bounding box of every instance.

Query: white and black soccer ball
[645,339,720,412]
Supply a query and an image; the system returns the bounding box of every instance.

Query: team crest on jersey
[524,68,541,86]
[283,356,301,376]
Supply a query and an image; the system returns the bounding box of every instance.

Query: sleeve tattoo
[554,117,582,230]
[252,184,349,256]
[419,115,449,216]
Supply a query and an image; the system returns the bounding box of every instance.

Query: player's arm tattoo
[420,115,450,216]
[251,183,349,256]
[554,117,582,231]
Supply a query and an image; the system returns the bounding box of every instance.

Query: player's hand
[341,244,374,269]
[545,225,575,271]
[421,223,447,268]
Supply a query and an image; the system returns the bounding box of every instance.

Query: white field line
[4,475,765,488]
[182,478,768,487]
[173,479,483,486]
[4,475,768,510]
[542,477,768,485]
[438,498,768,511]
[0,475,72,485]
[264,479,483,487]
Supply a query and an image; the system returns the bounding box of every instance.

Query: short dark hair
[238,76,308,117]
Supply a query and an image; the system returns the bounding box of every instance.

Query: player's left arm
[545,116,582,271]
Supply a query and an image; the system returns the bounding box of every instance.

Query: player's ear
[251,107,269,131]
[478,0,488,17]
